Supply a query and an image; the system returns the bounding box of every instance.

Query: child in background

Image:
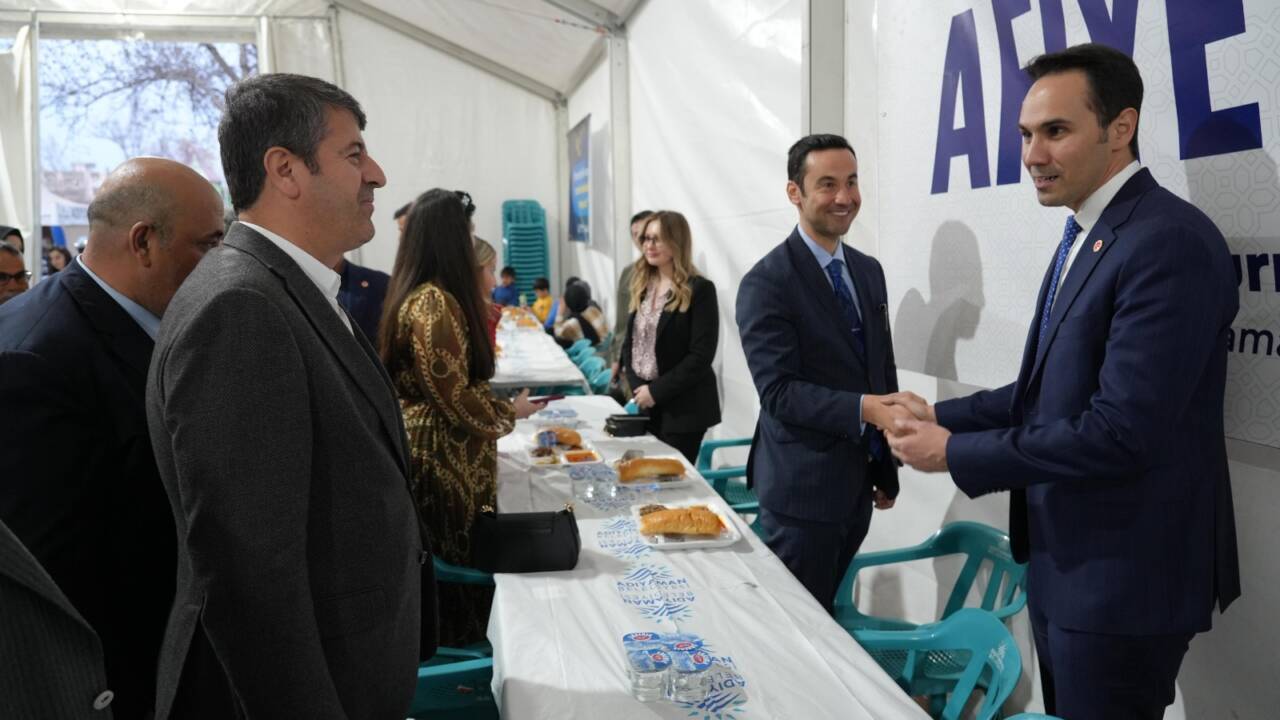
[491,266,519,306]
[531,277,554,324]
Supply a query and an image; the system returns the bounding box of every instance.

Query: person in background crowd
[553,278,608,349]
[146,73,426,719]
[0,518,113,719]
[394,202,412,235]
[492,265,519,306]
[885,44,1240,719]
[611,210,653,389]
[531,276,554,323]
[474,237,502,345]
[46,246,73,273]
[0,244,28,305]
[0,157,225,719]
[335,254,390,342]
[619,210,720,462]
[380,188,544,648]
[1,225,24,252]
[736,133,904,613]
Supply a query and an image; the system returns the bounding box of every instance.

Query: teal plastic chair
[694,438,759,514]
[588,366,612,394]
[432,557,494,657]
[567,338,593,362]
[1006,714,1063,719]
[834,522,1027,633]
[408,648,499,719]
[853,609,1022,720]
[578,354,606,378]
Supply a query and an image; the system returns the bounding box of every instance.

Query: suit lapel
[226,226,408,474]
[0,521,95,635]
[785,231,865,370]
[61,262,154,388]
[1027,170,1154,384]
[844,244,882,387]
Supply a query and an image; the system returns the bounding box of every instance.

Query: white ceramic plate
[631,503,742,550]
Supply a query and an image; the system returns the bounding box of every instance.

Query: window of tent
[37,28,256,262]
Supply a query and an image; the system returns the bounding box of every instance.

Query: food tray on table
[611,454,698,489]
[531,407,583,429]
[526,426,601,466]
[631,502,741,550]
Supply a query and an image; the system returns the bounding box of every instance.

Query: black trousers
[1030,601,1192,719]
[756,485,874,613]
[645,408,706,464]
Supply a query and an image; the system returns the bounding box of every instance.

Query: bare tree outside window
[39,37,256,245]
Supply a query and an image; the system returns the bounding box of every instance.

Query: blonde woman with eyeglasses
[618,210,721,461]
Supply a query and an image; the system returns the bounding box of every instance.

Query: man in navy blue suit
[736,134,908,613]
[0,157,225,719]
[887,44,1240,718]
[335,257,389,341]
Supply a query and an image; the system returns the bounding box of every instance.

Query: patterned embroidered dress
[387,283,515,647]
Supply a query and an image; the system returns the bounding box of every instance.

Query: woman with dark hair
[620,210,721,462]
[46,246,72,273]
[552,278,609,348]
[379,188,542,648]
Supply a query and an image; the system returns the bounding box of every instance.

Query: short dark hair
[393,203,411,220]
[1024,43,1143,158]
[219,73,367,213]
[787,134,856,190]
[533,277,549,291]
[500,266,516,278]
[630,210,653,226]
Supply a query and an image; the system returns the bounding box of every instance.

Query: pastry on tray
[616,457,685,483]
[638,505,724,536]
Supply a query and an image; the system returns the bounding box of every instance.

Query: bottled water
[668,649,712,703]
[626,649,671,702]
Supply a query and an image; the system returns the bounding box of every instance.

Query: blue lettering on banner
[930,0,1259,192]
[932,9,991,194]
[678,647,749,719]
[596,517,651,560]
[616,563,696,622]
[1166,0,1261,159]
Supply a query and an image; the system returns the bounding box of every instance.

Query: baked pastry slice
[639,506,723,536]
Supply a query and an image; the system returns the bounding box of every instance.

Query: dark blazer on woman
[621,275,721,433]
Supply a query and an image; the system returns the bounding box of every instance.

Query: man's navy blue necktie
[1038,215,1082,348]
[826,259,866,360]
[826,258,882,460]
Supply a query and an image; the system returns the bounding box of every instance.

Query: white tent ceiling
[0,0,644,99]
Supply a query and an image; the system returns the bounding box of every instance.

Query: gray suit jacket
[146,224,426,719]
[0,519,114,719]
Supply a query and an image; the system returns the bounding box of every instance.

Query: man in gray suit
[0,518,114,719]
[146,74,429,719]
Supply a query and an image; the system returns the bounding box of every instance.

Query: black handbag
[470,503,581,573]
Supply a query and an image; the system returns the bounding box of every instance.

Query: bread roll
[639,506,723,536]
[550,427,582,448]
[617,457,685,483]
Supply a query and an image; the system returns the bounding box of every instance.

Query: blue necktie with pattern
[825,258,882,460]
[1038,215,1082,348]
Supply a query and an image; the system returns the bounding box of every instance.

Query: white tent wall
[628,0,803,447]
[846,0,1280,717]
[564,52,617,313]
[335,8,559,274]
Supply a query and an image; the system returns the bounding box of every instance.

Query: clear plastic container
[626,649,671,702]
[668,649,712,703]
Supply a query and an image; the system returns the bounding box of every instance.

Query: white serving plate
[611,456,699,489]
[631,503,742,550]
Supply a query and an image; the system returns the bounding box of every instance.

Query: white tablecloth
[492,326,590,392]
[488,396,926,719]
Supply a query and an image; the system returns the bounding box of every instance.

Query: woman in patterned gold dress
[379,189,543,648]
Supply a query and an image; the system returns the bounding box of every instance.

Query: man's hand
[873,488,895,510]
[886,418,951,472]
[862,395,916,435]
[882,391,935,423]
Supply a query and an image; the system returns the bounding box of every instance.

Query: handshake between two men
[860,392,950,473]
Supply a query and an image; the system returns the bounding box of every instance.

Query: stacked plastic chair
[501,200,550,301]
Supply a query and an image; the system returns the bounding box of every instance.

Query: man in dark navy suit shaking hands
[887,44,1241,719]
[736,134,909,613]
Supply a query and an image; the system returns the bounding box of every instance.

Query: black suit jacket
[735,230,900,522]
[620,275,721,433]
[0,518,114,719]
[147,224,427,719]
[0,261,175,719]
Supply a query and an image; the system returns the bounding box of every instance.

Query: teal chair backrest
[853,609,1022,720]
[578,355,606,378]
[434,556,494,586]
[835,521,1027,633]
[1006,714,1064,719]
[409,649,499,719]
[589,366,612,394]
[567,338,592,359]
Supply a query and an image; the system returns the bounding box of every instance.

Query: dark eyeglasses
[0,270,31,284]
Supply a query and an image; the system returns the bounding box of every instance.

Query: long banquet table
[492,323,590,393]
[489,396,927,719]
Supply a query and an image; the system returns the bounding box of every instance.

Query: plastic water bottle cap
[624,400,639,415]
